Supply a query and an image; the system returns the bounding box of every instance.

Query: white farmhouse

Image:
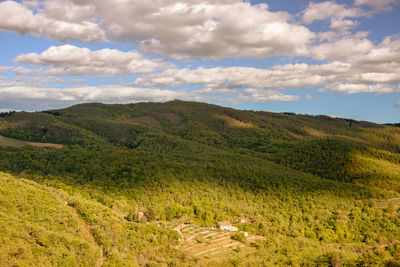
[216,221,238,231]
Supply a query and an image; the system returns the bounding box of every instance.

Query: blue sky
[0,0,399,123]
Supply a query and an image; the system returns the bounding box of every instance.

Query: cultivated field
[0,135,26,147]
[0,135,63,149]
[165,222,263,260]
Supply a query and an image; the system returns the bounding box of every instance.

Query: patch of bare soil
[26,142,63,149]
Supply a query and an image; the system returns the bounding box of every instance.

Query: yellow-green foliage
[0,172,98,266]
[67,194,185,266]
[0,101,400,265]
[0,172,192,266]
[352,154,400,191]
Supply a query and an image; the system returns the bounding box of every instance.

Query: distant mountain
[0,101,399,266]
[386,123,400,127]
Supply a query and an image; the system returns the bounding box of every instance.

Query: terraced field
[167,223,263,260]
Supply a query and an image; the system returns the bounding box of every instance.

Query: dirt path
[171,223,264,260]
[68,204,106,266]
[65,203,106,266]
[52,190,106,266]
[174,224,186,249]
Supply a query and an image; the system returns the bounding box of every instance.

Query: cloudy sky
[0,0,399,123]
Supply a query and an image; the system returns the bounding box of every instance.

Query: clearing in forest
[0,135,63,149]
[167,223,263,260]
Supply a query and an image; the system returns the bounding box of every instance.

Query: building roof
[217,221,231,226]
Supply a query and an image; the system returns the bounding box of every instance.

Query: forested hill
[1,100,399,190]
[0,101,400,265]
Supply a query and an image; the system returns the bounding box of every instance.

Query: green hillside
[0,172,190,266]
[0,172,99,266]
[0,101,399,266]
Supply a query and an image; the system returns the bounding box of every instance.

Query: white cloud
[238,89,300,103]
[1,0,314,59]
[0,83,189,111]
[0,85,182,103]
[135,1,314,59]
[329,18,358,33]
[0,66,14,73]
[351,36,400,64]
[302,2,364,24]
[354,31,370,39]
[302,1,365,37]
[317,31,341,42]
[1,0,399,108]
[0,1,105,42]
[312,38,374,61]
[134,62,352,90]
[353,72,400,83]
[134,43,400,95]
[5,35,398,105]
[323,83,399,94]
[354,0,399,8]
[14,45,171,75]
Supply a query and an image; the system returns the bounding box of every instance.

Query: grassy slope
[0,134,26,147]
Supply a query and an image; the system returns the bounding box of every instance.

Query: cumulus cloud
[354,0,400,8]
[134,62,352,90]
[0,83,189,111]
[312,38,374,61]
[238,89,300,103]
[14,45,170,75]
[302,2,364,24]
[0,1,105,42]
[0,66,14,73]
[134,35,400,95]
[1,0,399,108]
[4,34,398,105]
[0,0,314,59]
[301,1,367,37]
[0,84,182,103]
[323,83,399,94]
[329,18,358,33]
[351,36,400,64]
[133,1,314,59]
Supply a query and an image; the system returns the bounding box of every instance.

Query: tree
[146,207,156,221]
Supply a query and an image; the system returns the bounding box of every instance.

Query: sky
[0,0,399,123]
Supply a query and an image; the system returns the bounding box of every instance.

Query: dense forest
[0,100,399,266]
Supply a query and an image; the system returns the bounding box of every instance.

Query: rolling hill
[0,101,399,266]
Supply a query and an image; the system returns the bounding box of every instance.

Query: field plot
[169,223,262,259]
[0,135,63,149]
[0,134,26,147]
